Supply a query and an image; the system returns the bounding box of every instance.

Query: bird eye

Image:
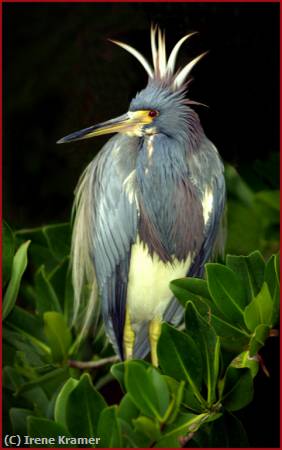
[148,110,158,118]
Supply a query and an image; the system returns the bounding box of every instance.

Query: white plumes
[173,52,208,89]
[166,32,197,74]
[109,39,154,78]
[71,163,99,337]
[110,25,206,90]
[150,25,158,72]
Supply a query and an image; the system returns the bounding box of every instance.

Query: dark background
[4,2,279,228]
[3,3,279,447]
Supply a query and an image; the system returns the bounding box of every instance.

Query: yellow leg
[123,311,135,360]
[149,318,162,367]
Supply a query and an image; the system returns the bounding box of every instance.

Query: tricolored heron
[58,26,225,367]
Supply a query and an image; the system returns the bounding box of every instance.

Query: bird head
[57,25,206,144]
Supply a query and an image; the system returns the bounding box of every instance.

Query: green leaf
[221,367,253,411]
[54,378,79,428]
[206,263,245,323]
[111,359,149,393]
[230,351,259,378]
[255,190,280,211]
[66,373,106,438]
[249,324,270,356]
[27,417,74,447]
[226,200,262,255]
[16,227,57,272]
[244,282,273,332]
[170,277,211,303]
[7,306,46,344]
[264,254,280,326]
[158,323,204,407]
[134,416,161,442]
[118,393,140,422]
[3,221,16,286]
[43,312,72,362]
[226,251,265,304]
[97,406,122,448]
[185,302,220,405]
[3,240,31,320]
[209,411,249,447]
[34,266,62,314]
[118,418,151,448]
[125,361,170,421]
[15,367,69,397]
[154,412,208,448]
[210,314,250,353]
[42,223,71,261]
[48,258,69,310]
[166,380,185,425]
[10,408,33,435]
[111,362,126,392]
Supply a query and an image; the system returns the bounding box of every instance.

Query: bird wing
[72,134,139,359]
[132,139,225,359]
[163,138,226,326]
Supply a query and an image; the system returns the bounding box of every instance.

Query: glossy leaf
[166,380,185,425]
[125,361,170,421]
[42,223,71,261]
[54,378,79,428]
[134,416,161,442]
[226,251,265,304]
[118,393,140,423]
[48,258,69,310]
[97,406,122,448]
[185,302,220,405]
[7,305,46,344]
[34,266,62,314]
[3,221,15,286]
[10,408,33,435]
[3,240,31,320]
[249,324,270,356]
[226,200,262,255]
[111,359,149,393]
[206,263,245,323]
[43,312,72,362]
[209,411,249,447]
[118,418,151,448]
[264,254,280,325]
[158,323,204,407]
[170,277,211,302]
[66,373,106,437]
[244,282,273,332]
[15,367,69,397]
[230,351,259,378]
[221,367,253,411]
[210,314,250,353]
[27,417,73,447]
[111,362,126,392]
[15,227,58,273]
[154,412,207,448]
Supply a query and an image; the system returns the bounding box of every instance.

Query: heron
[57,25,225,367]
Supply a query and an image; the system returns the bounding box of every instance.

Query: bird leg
[124,311,135,360]
[149,318,162,367]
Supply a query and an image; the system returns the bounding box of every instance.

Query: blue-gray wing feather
[88,134,139,358]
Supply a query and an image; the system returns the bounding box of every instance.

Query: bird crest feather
[109,25,207,90]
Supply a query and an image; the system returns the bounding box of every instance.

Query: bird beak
[57,111,153,144]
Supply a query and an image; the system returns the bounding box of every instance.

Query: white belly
[126,236,192,325]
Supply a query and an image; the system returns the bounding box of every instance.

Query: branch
[68,355,119,369]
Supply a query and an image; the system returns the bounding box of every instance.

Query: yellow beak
[56,110,154,144]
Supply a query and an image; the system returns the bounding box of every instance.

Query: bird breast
[127,236,192,326]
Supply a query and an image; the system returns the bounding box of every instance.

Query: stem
[68,355,119,369]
